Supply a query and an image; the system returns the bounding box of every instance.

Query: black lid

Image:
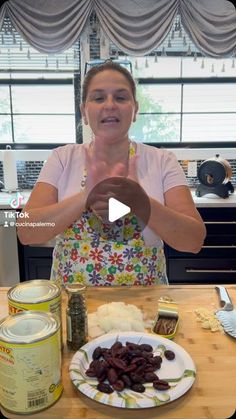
[197,160,226,186]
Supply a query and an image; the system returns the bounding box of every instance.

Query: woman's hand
[86,158,125,223]
[84,140,127,196]
[85,150,141,223]
[84,139,140,222]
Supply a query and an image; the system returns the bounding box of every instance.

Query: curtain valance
[0,0,235,57]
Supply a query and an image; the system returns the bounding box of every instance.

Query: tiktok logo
[10,192,24,209]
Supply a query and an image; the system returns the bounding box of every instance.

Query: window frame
[0,76,82,149]
[1,75,236,150]
[135,76,236,147]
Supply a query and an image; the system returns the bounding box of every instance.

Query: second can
[7,280,62,342]
[8,279,61,317]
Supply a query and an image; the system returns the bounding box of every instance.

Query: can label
[0,330,63,413]
[8,294,61,319]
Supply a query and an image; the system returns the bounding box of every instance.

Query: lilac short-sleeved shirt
[37,142,186,198]
[37,142,187,245]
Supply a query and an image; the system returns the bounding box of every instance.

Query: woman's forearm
[17,190,87,245]
[148,197,206,253]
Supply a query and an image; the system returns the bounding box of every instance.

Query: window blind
[0,17,80,74]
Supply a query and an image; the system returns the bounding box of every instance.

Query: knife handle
[215,286,234,311]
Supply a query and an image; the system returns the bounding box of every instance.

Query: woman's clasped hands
[84,138,139,223]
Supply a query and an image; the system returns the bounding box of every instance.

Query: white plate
[69,332,196,409]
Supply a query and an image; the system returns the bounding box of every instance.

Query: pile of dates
[85,340,175,394]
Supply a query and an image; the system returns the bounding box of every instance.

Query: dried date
[94,360,108,378]
[97,382,113,394]
[92,346,103,360]
[88,340,175,395]
[131,383,145,393]
[121,374,132,387]
[153,379,170,391]
[145,364,156,373]
[130,372,145,384]
[112,380,125,392]
[144,372,159,382]
[112,358,127,370]
[149,355,162,368]
[164,350,175,360]
[107,368,118,385]
[139,343,153,352]
[124,363,137,373]
[85,368,96,377]
[111,341,123,357]
[126,342,140,350]
[130,356,146,366]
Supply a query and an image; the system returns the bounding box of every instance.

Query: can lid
[65,284,86,294]
[157,301,178,318]
[0,311,60,344]
[8,280,61,304]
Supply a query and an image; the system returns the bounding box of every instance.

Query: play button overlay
[108,197,130,222]
[86,177,151,240]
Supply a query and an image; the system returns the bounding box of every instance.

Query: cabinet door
[165,207,236,284]
[18,241,53,281]
[24,258,52,281]
[168,258,236,284]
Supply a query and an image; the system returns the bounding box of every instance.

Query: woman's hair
[82,60,137,103]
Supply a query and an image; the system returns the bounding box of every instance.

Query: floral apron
[50,143,168,287]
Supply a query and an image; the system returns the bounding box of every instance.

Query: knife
[215,286,236,339]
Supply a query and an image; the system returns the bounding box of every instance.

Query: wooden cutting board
[0,284,235,419]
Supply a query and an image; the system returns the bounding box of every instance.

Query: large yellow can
[8,280,61,318]
[0,311,63,414]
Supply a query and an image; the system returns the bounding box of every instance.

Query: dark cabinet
[26,257,53,280]
[165,207,236,284]
[168,258,236,283]
[18,241,53,281]
[18,207,236,284]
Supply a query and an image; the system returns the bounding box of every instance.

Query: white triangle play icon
[108,197,130,222]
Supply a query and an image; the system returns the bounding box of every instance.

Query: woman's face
[80,70,138,143]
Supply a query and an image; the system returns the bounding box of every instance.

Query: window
[131,83,181,142]
[0,17,80,145]
[1,13,235,146]
[0,83,76,143]
[182,83,236,142]
[127,56,236,143]
[109,13,236,144]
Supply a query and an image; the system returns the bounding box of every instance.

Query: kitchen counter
[0,189,236,209]
[0,284,235,419]
[190,190,236,207]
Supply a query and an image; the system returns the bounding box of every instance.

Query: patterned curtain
[0,0,235,56]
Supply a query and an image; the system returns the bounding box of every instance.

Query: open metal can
[7,280,62,346]
[8,280,61,318]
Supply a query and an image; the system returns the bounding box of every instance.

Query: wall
[0,148,236,190]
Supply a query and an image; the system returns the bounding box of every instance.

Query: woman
[17,61,206,286]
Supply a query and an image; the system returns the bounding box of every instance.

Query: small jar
[65,284,88,350]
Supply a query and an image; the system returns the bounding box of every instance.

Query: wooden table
[0,285,236,419]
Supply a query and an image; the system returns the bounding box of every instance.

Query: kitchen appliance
[215,286,236,338]
[196,154,234,198]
